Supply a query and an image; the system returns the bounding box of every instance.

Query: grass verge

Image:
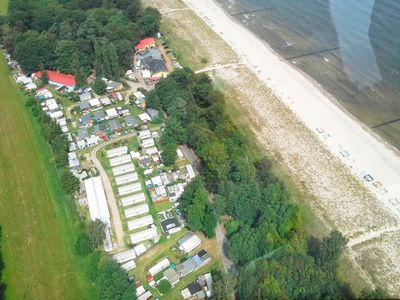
[0,54,96,299]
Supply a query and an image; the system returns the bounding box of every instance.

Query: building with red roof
[34,70,76,92]
[135,37,156,51]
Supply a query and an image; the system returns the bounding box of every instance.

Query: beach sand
[148,0,400,294]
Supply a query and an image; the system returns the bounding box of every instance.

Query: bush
[75,233,92,256]
[60,169,80,195]
[158,280,171,294]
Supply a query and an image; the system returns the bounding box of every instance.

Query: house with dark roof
[197,250,210,264]
[77,128,89,140]
[139,48,162,61]
[79,92,92,102]
[176,257,197,277]
[93,111,106,122]
[181,282,204,299]
[78,115,93,127]
[124,115,138,127]
[142,56,169,80]
[163,268,180,286]
[109,119,122,132]
[79,100,91,112]
[145,108,159,120]
[160,217,181,235]
[107,81,123,92]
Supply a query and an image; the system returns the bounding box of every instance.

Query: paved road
[90,133,136,251]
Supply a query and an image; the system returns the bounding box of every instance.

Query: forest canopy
[2,0,161,78]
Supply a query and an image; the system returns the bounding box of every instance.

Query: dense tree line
[25,97,79,195]
[2,0,160,79]
[75,220,136,300]
[147,68,389,299]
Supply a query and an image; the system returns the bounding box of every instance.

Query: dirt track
[90,133,136,250]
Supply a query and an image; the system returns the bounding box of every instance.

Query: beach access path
[90,133,136,251]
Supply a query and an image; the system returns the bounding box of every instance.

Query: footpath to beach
[147,0,400,294]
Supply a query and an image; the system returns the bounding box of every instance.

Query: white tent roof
[84,177,111,226]
[124,204,149,218]
[138,129,152,140]
[106,108,118,118]
[151,175,162,187]
[141,138,155,148]
[89,98,101,107]
[130,227,158,244]
[112,162,135,176]
[121,260,136,271]
[109,154,132,167]
[178,232,201,253]
[121,193,146,207]
[118,182,142,196]
[138,113,151,122]
[49,110,64,119]
[115,172,138,186]
[127,215,153,231]
[134,244,147,256]
[107,146,128,158]
[112,249,137,264]
[186,164,196,179]
[148,258,170,276]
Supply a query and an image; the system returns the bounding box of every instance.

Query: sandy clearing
[351,231,400,295]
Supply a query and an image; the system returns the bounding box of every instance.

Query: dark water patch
[216,0,400,149]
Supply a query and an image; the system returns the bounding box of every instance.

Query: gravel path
[90,133,136,250]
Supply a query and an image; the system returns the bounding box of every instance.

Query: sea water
[217,0,400,150]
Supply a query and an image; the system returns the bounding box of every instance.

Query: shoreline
[184,0,400,220]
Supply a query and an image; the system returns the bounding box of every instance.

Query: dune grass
[0,55,96,299]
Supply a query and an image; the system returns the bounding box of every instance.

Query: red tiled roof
[35,70,76,86]
[135,37,156,50]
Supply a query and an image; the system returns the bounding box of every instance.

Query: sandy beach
[184,0,400,220]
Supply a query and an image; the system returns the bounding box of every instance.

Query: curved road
[90,133,136,251]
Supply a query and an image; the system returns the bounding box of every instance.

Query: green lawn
[0,0,8,15]
[0,54,96,299]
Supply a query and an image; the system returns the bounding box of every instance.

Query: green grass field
[0,54,96,299]
[0,0,8,16]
